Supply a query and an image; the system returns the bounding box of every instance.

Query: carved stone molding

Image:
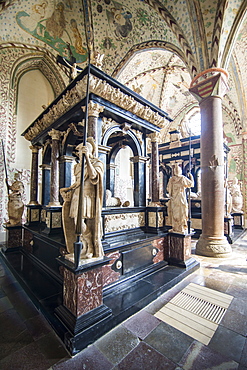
[48,128,63,141]
[104,212,145,233]
[82,101,104,117]
[24,74,167,142]
[148,132,161,143]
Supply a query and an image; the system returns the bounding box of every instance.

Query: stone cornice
[23,72,168,142]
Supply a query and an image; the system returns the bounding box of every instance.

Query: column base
[196,235,232,257]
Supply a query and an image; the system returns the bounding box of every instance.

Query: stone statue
[106,189,121,207]
[6,171,24,226]
[60,137,104,259]
[225,179,232,217]
[167,163,194,233]
[231,177,243,213]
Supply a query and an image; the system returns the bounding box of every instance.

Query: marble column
[48,129,62,207]
[242,132,247,227]
[189,68,232,257]
[82,101,104,154]
[130,155,149,206]
[40,164,51,206]
[149,132,160,204]
[29,145,41,205]
[98,144,111,207]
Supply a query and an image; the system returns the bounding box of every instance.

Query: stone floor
[0,233,247,369]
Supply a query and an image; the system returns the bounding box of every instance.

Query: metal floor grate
[155,283,233,345]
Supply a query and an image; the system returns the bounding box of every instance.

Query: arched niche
[103,127,146,207]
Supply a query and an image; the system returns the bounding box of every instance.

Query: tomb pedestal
[232,212,244,229]
[26,204,43,226]
[55,255,112,354]
[167,232,195,268]
[3,224,22,252]
[42,206,62,235]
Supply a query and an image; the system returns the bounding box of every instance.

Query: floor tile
[144,321,194,364]
[53,344,113,369]
[220,308,247,336]
[179,341,239,369]
[0,341,51,370]
[95,325,140,365]
[122,310,160,339]
[116,341,177,370]
[0,296,13,313]
[209,325,246,363]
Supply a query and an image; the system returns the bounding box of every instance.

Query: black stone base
[0,242,199,355]
[168,256,197,268]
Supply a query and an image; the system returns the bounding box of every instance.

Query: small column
[242,132,247,228]
[82,101,104,154]
[189,68,232,257]
[149,132,160,204]
[42,129,62,235]
[130,155,149,207]
[26,145,42,225]
[29,145,42,205]
[40,164,51,206]
[59,155,74,199]
[48,129,62,207]
[98,144,111,207]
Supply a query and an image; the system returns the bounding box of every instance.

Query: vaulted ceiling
[0,0,247,143]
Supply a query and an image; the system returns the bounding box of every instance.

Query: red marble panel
[169,234,191,261]
[152,237,164,263]
[22,228,33,253]
[102,251,121,287]
[6,227,23,249]
[63,267,103,317]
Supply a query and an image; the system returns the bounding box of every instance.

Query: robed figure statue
[60,137,104,259]
[167,163,194,234]
[6,171,24,226]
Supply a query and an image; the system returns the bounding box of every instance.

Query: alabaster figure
[106,189,121,207]
[60,137,104,258]
[6,171,24,226]
[167,163,194,233]
[231,177,243,213]
[225,180,232,217]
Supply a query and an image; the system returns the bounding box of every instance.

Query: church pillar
[149,132,160,204]
[189,68,232,257]
[29,145,41,205]
[48,129,62,207]
[82,101,104,154]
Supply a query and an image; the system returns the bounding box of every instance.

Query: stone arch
[10,52,66,98]
[112,41,187,79]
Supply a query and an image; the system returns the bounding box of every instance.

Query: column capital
[189,68,229,102]
[30,145,42,153]
[48,128,63,141]
[82,101,104,117]
[149,132,160,143]
[130,155,149,163]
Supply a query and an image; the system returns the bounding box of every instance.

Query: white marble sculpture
[231,177,243,213]
[167,163,194,234]
[105,189,122,207]
[60,137,104,258]
[6,171,24,226]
